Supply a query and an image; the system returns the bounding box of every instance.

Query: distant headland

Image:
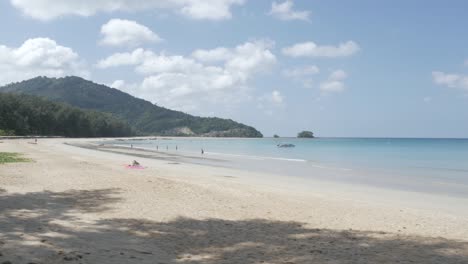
[0,76,263,138]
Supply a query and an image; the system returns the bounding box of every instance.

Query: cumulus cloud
[224,40,277,80]
[432,71,468,91]
[138,70,245,112]
[97,49,211,75]
[179,0,244,20]
[97,40,277,113]
[0,38,88,85]
[96,48,152,68]
[99,19,162,47]
[191,47,231,62]
[269,0,310,21]
[10,0,245,21]
[110,79,125,89]
[319,69,348,93]
[282,41,360,58]
[319,81,344,93]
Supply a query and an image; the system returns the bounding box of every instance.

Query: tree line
[0,93,134,137]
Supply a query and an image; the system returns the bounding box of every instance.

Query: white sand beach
[0,138,467,263]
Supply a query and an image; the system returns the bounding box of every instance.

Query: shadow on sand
[0,188,467,263]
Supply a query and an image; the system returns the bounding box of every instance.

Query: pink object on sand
[125,165,146,169]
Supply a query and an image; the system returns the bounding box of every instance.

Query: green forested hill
[1,76,262,137]
[0,93,134,137]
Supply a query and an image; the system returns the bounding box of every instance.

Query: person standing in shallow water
[201,148,204,155]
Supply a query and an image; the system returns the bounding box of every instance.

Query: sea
[108,137,468,200]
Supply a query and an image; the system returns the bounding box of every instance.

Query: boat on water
[277,143,295,148]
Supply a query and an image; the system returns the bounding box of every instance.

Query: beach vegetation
[0,129,15,136]
[0,152,31,164]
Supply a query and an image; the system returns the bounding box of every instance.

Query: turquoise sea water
[110,138,468,198]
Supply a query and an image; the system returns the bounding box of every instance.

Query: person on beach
[201,148,204,155]
[176,145,178,151]
[132,160,140,166]
[156,145,159,151]
[35,138,37,144]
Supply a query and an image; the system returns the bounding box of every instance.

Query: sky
[1,0,467,138]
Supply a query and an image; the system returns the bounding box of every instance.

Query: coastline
[0,138,467,263]
[89,138,468,214]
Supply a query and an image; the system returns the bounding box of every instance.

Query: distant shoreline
[3,135,467,140]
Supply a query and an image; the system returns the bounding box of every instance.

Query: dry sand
[0,138,467,264]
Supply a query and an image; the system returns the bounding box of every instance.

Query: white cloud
[269,0,310,21]
[319,81,344,93]
[138,70,244,112]
[98,40,277,113]
[191,47,231,62]
[283,65,319,78]
[319,69,348,93]
[179,0,244,20]
[224,40,277,80]
[0,38,88,85]
[98,40,276,74]
[432,71,468,91]
[110,79,125,89]
[282,41,360,58]
[100,19,162,47]
[96,48,153,68]
[10,0,245,21]
[138,54,202,75]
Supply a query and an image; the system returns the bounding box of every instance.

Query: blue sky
[1,0,467,138]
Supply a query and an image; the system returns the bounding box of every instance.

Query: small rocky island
[297,131,314,138]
